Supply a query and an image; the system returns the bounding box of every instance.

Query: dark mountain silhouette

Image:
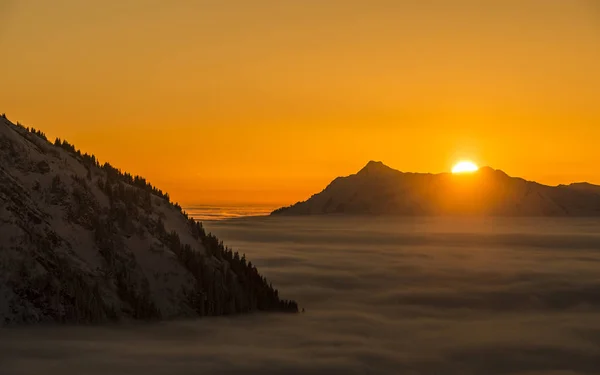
[0,114,297,325]
[272,160,600,216]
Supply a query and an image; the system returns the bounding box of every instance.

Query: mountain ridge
[272,161,600,216]
[0,114,297,325]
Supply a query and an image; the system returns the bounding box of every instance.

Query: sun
[452,161,478,174]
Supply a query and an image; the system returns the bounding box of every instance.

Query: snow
[0,117,219,324]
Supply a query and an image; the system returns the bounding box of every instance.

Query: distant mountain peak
[272,161,600,216]
[358,160,395,175]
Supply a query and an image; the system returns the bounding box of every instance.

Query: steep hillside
[0,114,297,325]
[272,161,600,216]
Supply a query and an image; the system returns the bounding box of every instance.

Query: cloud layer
[2,216,600,374]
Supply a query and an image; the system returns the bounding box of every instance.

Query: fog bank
[3,217,600,374]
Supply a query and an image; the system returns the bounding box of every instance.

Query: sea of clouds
[2,216,600,374]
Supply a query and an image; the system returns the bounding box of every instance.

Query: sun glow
[452,161,479,174]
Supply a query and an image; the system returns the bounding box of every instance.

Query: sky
[1,0,599,206]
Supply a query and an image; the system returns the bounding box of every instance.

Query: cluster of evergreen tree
[12,119,49,141]
[15,242,116,324]
[92,210,161,320]
[53,137,173,203]
[11,118,172,209]
[94,169,297,314]
[28,127,48,141]
[174,219,298,313]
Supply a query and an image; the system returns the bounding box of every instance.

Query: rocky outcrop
[0,115,297,325]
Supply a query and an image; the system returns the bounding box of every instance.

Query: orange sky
[1,1,599,206]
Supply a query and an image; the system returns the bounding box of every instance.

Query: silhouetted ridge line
[272,161,600,217]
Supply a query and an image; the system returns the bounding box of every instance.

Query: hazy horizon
[185,203,278,221]
[182,162,600,215]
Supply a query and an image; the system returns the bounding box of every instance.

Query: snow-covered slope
[0,115,297,325]
[272,161,600,216]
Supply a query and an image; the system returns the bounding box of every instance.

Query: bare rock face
[272,161,600,216]
[0,115,297,325]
